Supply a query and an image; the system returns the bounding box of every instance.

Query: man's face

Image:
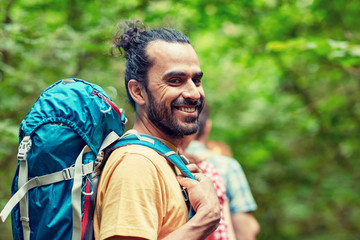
[144,40,205,138]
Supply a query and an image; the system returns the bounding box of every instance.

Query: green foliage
[1,0,360,239]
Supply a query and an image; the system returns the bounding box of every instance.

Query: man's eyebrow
[164,71,204,78]
[164,71,187,78]
[194,72,204,78]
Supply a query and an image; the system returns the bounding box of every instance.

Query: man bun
[111,19,146,56]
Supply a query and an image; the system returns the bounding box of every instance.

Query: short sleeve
[223,158,257,214]
[98,150,165,240]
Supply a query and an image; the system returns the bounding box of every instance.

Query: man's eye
[193,78,202,85]
[168,78,181,84]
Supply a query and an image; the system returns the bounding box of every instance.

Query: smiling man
[94,20,221,240]
[134,40,204,142]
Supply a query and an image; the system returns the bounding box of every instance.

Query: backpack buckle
[181,187,191,211]
[180,155,190,165]
[120,108,128,125]
[181,187,189,201]
[17,136,32,161]
[62,168,72,180]
[96,151,104,162]
[20,217,30,223]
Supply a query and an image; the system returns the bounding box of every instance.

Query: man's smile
[172,98,203,116]
[177,106,197,113]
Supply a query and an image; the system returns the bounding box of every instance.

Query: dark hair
[196,101,210,139]
[111,19,191,109]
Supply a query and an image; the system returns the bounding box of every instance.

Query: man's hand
[186,163,202,174]
[176,172,220,235]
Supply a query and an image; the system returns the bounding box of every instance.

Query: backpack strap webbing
[17,136,31,240]
[71,145,91,240]
[0,156,94,223]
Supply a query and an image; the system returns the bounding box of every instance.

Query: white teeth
[179,107,196,113]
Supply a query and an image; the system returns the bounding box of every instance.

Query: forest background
[1,0,359,239]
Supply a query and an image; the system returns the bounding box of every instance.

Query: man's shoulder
[105,144,168,169]
[112,144,162,156]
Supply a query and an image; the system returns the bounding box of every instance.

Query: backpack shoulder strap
[110,130,196,180]
[101,130,196,218]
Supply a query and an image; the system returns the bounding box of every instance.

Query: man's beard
[146,89,203,138]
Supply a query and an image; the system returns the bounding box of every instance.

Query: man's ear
[128,79,146,106]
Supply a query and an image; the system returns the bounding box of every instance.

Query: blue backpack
[0,78,195,240]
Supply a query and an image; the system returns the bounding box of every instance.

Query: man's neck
[133,120,182,147]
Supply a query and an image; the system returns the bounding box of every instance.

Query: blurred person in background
[180,136,236,240]
[207,140,233,158]
[185,102,260,240]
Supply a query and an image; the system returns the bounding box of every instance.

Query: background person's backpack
[0,78,196,240]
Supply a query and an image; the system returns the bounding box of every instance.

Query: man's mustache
[172,99,203,108]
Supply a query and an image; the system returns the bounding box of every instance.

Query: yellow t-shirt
[94,144,188,240]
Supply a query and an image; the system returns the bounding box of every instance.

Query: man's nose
[182,80,201,100]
